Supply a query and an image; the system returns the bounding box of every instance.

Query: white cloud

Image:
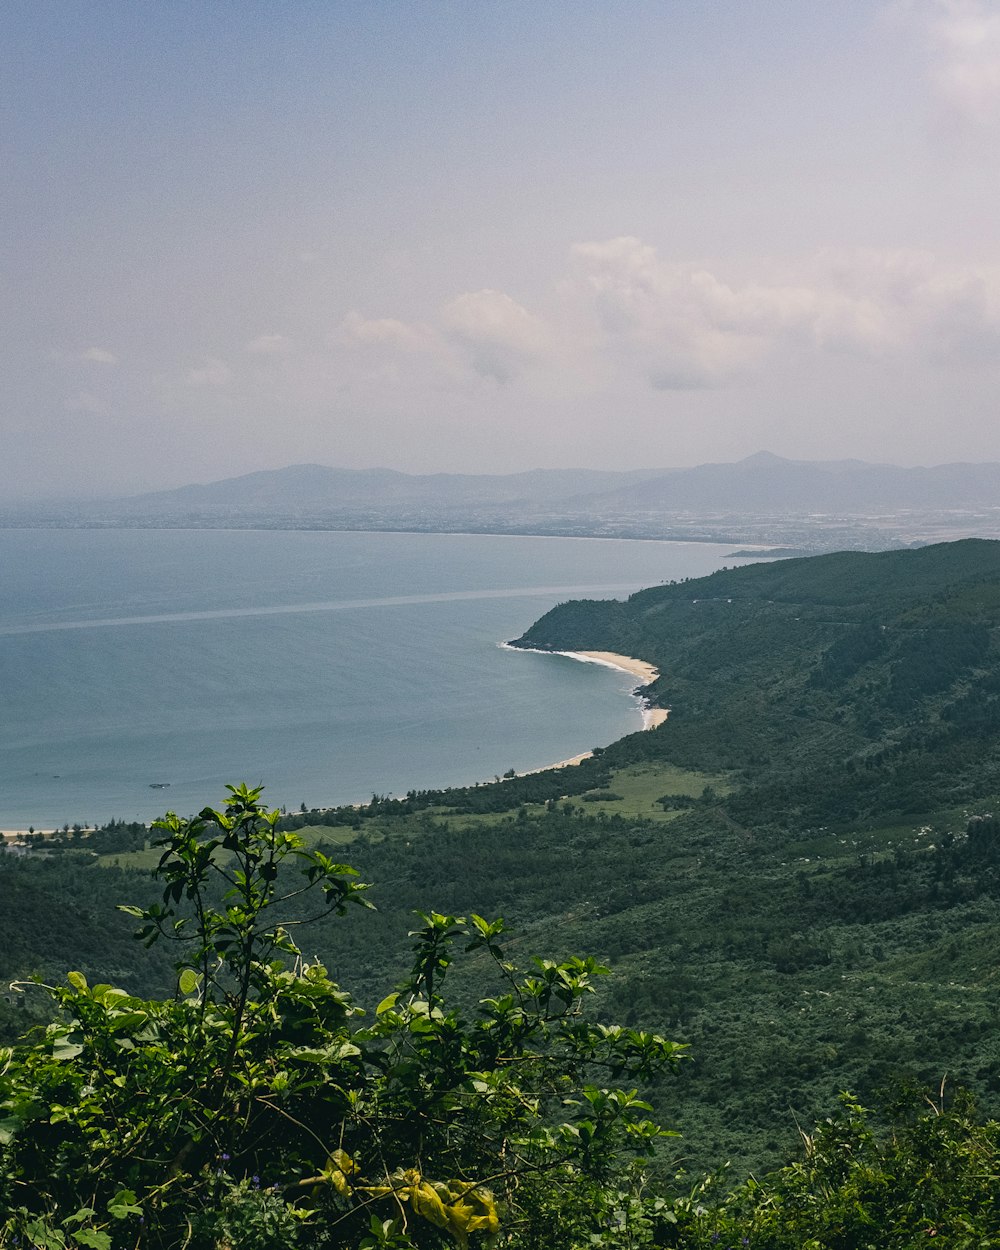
[570,237,775,388]
[339,311,439,355]
[805,248,1000,359]
[337,298,554,387]
[185,357,231,387]
[897,0,1000,121]
[81,347,118,365]
[568,237,1000,389]
[440,289,552,383]
[254,244,1000,412]
[331,312,465,395]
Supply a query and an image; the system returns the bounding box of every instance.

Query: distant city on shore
[7,451,1000,554]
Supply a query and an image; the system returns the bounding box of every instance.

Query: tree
[0,784,683,1249]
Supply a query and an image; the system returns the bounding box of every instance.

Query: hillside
[7,538,1000,1187]
[515,539,1000,822]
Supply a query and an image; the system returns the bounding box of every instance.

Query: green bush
[674,1091,1000,1249]
[0,785,683,1249]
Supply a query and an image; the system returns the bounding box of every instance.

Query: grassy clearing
[575,763,733,821]
[293,824,359,847]
[98,845,162,871]
[95,822,359,870]
[90,763,736,863]
[399,763,733,827]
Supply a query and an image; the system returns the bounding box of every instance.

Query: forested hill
[516,537,1000,647]
[513,538,1000,825]
[11,535,1000,1203]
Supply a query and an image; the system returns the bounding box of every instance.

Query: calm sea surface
[0,529,758,827]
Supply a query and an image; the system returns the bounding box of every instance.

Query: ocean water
[0,528,756,828]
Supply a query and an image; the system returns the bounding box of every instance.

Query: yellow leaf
[330,1148,358,1176]
[410,1179,450,1230]
[454,1187,499,1239]
[324,1148,359,1196]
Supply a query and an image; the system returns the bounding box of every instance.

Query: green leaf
[73,1231,112,1250]
[376,992,400,1015]
[107,1011,149,1033]
[51,1034,85,1061]
[107,1190,142,1219]
[61,1209,97,1225]
[25,1219,68,1249]
[178,967,200,996]
[66,970,88,992]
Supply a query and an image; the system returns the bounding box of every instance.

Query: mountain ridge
[108,452,1000,515]
[8,453,1000,552]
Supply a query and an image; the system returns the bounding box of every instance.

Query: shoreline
[506,646,668,776]
[3,648,669,834]
[0,519,773,554]
[1,827,58,844]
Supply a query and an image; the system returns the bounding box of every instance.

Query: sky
[4,0,1000,498]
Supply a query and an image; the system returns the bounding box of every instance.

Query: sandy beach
[520,750,594,776]
[560,650,660,687]
[514,648,667,775]
[1,828,58,844]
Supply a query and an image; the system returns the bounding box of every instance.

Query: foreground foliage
[676,1090,1000,1249]
[5,787,1000,1246]
[0,785,682,1248]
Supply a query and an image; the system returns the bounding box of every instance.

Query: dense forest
[5,539,1000,1245]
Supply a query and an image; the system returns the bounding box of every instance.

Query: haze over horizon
[5,2,1000,500]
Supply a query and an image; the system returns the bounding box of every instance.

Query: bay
[0,528,757,827]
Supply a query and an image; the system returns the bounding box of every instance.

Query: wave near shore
[502,645,668,774]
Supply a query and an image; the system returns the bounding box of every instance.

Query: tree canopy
[0,785,681,1249]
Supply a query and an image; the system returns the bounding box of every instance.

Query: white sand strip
[559,650,660,686]
[520,751,594,776]
[504,646,668,777]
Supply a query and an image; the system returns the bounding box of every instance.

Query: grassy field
[96,821,360,871]
[572,762,732,820]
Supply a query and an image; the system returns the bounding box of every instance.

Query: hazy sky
[4,1,1000,497]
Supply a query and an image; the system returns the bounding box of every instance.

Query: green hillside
[6,539,1000,1244]
[516,537,1000,820]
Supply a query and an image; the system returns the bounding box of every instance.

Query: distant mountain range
[93,452,1000,516]
[586,450,1000,513]
[7,453,1000,551]
[105,463,660,514]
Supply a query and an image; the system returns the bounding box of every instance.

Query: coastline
[560,649,659,686]
[3,650,669,835]
[505,646,668,776]
[1,529,743,831]
[1,828,58,844]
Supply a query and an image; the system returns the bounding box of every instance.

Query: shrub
[0,784,683,1249]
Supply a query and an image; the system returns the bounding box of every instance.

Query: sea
[0,528,760,829]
